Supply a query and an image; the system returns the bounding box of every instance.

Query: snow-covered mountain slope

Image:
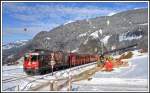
[119,31,143,42]
[2,8,148,65]
[2,40,29,50]
[31,8,147,52]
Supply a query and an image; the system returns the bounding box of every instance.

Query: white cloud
[12,14,41,21]
[3,2,118,22]
[3,2,146,43]
[2,2,119,42]
[3,22,59,37]
[134,7,147,10]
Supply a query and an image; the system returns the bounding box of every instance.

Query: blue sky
[2,2,148,44]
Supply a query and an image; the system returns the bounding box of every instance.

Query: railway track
[2,74,32,83]
[3,62,96,91]
[23,62,97,91]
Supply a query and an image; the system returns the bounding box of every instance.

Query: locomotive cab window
[31,55,38,61]
[24,54,29,61]
[39,55,44,61]
[24,57,29,61]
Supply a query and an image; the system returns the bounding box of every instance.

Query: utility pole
[50,52,55,76]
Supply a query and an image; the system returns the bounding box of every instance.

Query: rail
[3,61,96,91]
[2,74,31,83]
[22,62,96,91]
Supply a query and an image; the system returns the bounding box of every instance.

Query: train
[23,44,138,75]
[23,49,99,75]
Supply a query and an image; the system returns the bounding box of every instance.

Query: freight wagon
[23,49,99,75]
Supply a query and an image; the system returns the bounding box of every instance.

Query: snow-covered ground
[2,61,96,91]
[72,53,149,91]
[2,65,26,91]
[2,50,149,92]
[2,66,24,75]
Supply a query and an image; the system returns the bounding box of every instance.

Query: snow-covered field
[2,65,24,75]
[2,65,27,91]
[72,53,149,91]
[2,61,96,91]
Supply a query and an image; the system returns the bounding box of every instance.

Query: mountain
[2,40,29,50]
[2,8,148,65]
[2,40,30,65]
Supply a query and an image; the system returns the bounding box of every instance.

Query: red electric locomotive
[23,49,99,75]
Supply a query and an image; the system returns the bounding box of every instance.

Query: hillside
[2,8,148,65]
